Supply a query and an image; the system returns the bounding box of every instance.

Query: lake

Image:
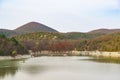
[0,56,120,80]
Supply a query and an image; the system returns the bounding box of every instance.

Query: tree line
[18,32,120,52]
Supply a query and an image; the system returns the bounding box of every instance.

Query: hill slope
[88,28,120,34]
[14,22,58,34]
[86,32,120,51]
[14,32,120,52]
[0,29,17,37]
[14,32,105,41]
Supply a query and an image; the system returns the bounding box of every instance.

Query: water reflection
[0,59,26,79]
[21,65,47,75]
[83,56,120,64]
[0,66,18,79]
[0,57,120,80]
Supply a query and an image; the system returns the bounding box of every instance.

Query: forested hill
[88,28,120,34]
[14,32,120,52]
[14,32,104,41]
[0,34,28,56]
[86,32,120,51]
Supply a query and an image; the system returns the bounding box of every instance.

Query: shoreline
[0,55,30,61]
[77,51,120,58]
[30,50,120,58]
[1,51,120,60]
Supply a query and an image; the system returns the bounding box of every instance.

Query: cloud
[0,0,120,32]
[1,0,119,13]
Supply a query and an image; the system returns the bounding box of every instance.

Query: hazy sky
[0,0,120,32]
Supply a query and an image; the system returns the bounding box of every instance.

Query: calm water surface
[0,56,120,80]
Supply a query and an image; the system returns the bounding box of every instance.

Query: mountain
[14,22,58,34]
[88,28,120,34]
[0,29,17,37]
[0,22,58,37]
[0,22,120,39]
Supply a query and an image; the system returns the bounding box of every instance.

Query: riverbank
[30,50,120,58]
[0,55,30,60]
[72,51,120,58]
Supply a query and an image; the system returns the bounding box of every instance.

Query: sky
[0,0,120,32]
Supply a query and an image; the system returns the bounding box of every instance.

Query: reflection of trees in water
[0,66,18,79]
[0,59,26,79]
[85,57,120,64]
